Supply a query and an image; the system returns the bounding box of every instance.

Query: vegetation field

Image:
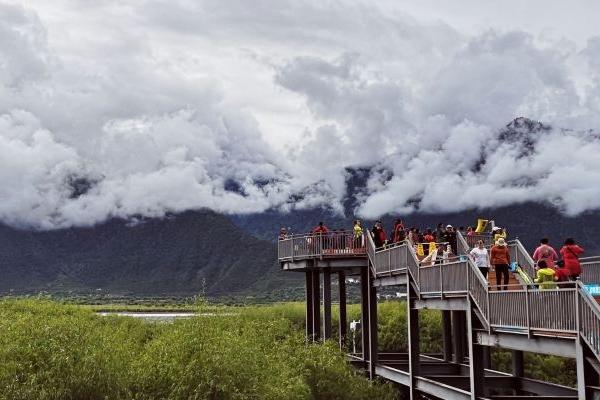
[0,299,395,400]
[0,298,576,399]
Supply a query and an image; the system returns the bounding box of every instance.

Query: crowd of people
[279,220,587,291]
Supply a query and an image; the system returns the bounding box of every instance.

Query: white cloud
[1,1,600,228]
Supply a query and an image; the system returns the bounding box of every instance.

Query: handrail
[366,231,377,276]
[580,260,600,284]
[510,239,536,279]
[577,281,600,358]
[277,231,366,260]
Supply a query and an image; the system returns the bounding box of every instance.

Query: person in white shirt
[469,240,491,278]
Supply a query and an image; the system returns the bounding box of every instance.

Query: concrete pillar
[442,310,452,362]
[323,268,332,339]
[338,271,347,350]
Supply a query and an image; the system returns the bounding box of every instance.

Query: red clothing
[312,225,329,234]
[393,224,405,242]
[424,234,435,242]
[533,244,558,268]
[490,245,511,265]
[560,245,584,277]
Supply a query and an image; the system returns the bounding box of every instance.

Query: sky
[1,0,600,228]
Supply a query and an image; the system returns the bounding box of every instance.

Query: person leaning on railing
[353,220,363,249]
[559,238,585,280]
[534,260,557,290]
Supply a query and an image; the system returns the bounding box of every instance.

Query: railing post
[486,287,491,334]
[388,250,391,276]
[440,263,444,298]
[525,284,531,338]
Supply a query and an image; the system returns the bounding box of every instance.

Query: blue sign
[585,285,600,296]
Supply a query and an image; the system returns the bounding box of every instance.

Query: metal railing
[370,240,409,277]
[278,231,366,260]
[418,260,468,296]
[488,283,578,334]
[579,282,600,358]
[581,260,600,284]
[508,239,536,279]
[464,233,494,248]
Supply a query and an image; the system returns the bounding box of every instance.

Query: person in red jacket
[371,221,387,249]
[560,238,585,279]
[392,219,405,243]
[490,238,511,290]
[312,221,329,234]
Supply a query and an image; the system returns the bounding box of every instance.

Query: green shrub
[0,299,395,400]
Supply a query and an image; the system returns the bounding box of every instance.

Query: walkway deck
[278,230,600,399]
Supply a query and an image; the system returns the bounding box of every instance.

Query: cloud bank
[1,1,600,228]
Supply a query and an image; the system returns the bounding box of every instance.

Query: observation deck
[278,229,600,399]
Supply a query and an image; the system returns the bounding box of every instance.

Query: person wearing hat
[490,237,511,290]
[441,224,457,255]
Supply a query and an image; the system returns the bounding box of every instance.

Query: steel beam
[511,350,523,378]
[360,266,370,362]
[338,271,347,350]
[477,331,576,358]
[368,279,378,379]
[452,311,465,363]
[407,282,420,400]
[415,297,469,311]
[305,271,314,341]
[443,310,452,362]
[311,269,321,341]
[415,376,471,400]
[322,268,332,340]
[467,303,484,399]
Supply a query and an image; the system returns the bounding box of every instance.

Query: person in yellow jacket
[492,226,507,243]
[534,260,557,290]
[353,220,364,249]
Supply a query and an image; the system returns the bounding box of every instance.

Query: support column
[482,346,491,370]
[452,310,465,363]
[368,278,378,379]
[360,265,370,362]
[323,268,332,340]
[467,303,485,399]
[576,340,597,399]
[305,271,314,341]
[512,350,524,378]
[311,269,321,341]
[338,271,347,350]
[407,283,420,400]
[442,310,452,362]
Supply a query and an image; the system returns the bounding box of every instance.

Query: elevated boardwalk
[278,230,600,399]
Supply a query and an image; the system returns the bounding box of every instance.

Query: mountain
[0,210,301,297]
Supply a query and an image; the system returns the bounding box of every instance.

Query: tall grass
[0,299,395,400]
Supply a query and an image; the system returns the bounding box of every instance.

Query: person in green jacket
[534,260,557,290]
